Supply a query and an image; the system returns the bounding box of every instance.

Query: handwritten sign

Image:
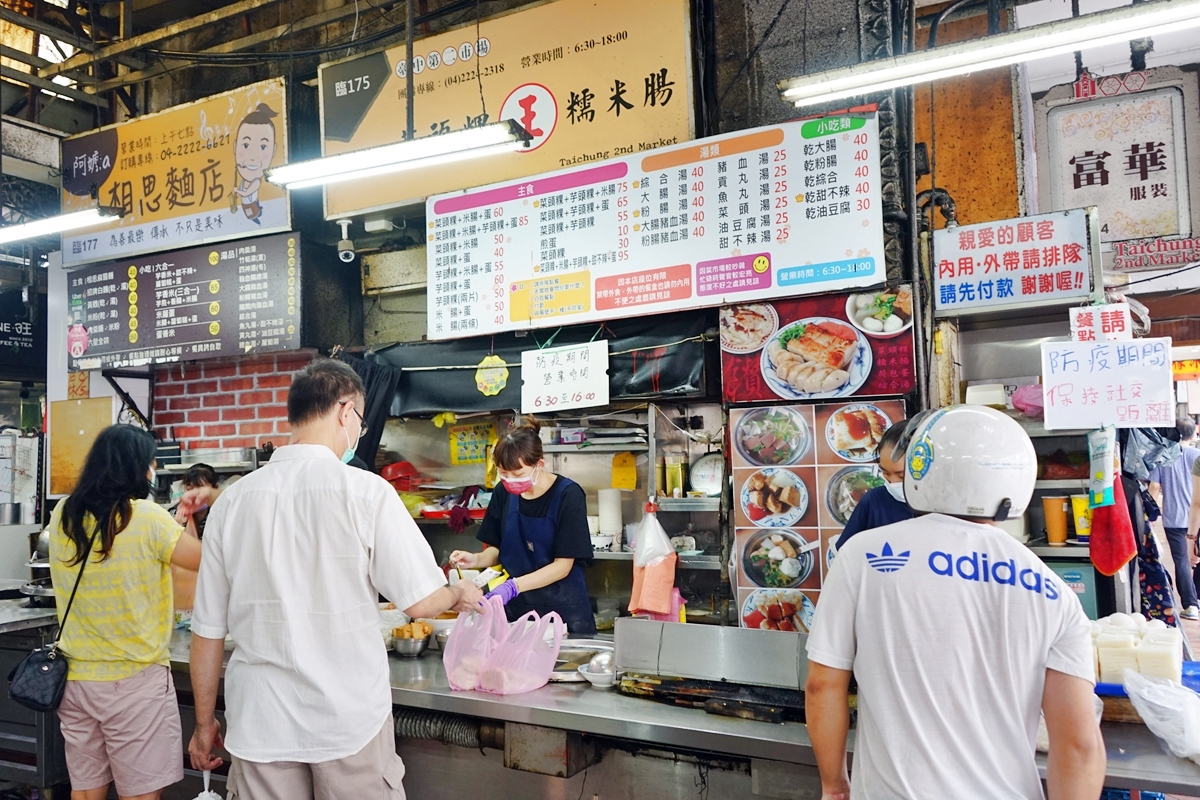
[521,341,609,413]
[1070,303,1132,342]
[426,113,885,340]
[933,208,1094,316]
[1040,337,1173,430]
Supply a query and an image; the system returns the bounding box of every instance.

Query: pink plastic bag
[1012,383,1044,418]
[476,610,564,695]
[444,595,508,691]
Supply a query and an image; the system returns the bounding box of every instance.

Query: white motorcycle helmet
[902,405,1037,521]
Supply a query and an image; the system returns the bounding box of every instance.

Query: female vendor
[450,417,596,634]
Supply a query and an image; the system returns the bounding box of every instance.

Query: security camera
[337,219,355,263]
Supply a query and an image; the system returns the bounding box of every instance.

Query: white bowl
[578,665,616,688]
[590,533,614,551]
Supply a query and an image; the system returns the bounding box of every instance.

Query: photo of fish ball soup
[740,530,814,588]
[845,285,913,337]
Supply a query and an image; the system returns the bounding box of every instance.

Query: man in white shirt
[806,406,1106,799]
[187,359,482,799]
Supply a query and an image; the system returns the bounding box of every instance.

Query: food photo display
[719,288,916,404]
[730,398,906,631]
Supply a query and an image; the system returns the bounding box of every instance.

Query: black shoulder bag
[7,528,100,713]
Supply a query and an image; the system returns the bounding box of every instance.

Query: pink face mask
[501,466,539,495]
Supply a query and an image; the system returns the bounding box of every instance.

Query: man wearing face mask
[187,359,482,800]
[835,420,916,551]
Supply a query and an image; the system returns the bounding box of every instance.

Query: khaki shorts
[57,664,184,795]
[228,717,405,800]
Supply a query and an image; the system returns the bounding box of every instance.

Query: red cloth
[1089,477,1137,576]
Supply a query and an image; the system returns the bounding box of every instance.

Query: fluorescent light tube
[267,119,531,189]
[0,207,123,245]
[779,0,1200,107]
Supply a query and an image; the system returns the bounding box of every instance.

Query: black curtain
[339,353,401,472]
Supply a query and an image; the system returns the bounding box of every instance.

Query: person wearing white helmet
[806,405,1105,800]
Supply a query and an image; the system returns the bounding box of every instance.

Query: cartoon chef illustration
[230,103,278,224]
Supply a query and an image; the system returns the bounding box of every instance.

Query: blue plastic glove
[484,578,520,605]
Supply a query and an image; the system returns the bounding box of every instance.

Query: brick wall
[152,351,316,450]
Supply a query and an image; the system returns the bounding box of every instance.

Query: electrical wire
[715,0,793,114]
[1117,261,1200,288]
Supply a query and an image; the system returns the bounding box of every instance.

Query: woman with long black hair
[49,424,203,800]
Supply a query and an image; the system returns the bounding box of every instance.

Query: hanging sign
[65,232,301,370]
[1173,360,1200,381]
[520,341,609,413]
[933,208,1098,316]
[475,354,509,396]
[1070,303,1133,342]
[60,78,290,267]
[319,0,692,218]
[1040,337,1174,430]
[428,113,885,340]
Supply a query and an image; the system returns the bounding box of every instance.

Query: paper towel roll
[598,488,623,535]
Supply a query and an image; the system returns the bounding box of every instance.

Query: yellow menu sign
[318,0,692,218]
[61,78,289,267]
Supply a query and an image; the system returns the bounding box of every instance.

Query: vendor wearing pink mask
[450,417,595,634]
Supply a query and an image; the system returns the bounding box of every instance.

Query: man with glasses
[187,359,482,800]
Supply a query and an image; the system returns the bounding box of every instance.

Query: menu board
[720,288,915,404]
[66,232,301,370]
[730,399,906,632]
[426,113,885,339]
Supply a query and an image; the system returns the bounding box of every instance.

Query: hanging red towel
[1089,476,1137,576]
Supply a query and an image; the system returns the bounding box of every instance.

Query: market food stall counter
[166,631,1200,795]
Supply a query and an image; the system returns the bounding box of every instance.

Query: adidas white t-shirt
[807,514,1094,799]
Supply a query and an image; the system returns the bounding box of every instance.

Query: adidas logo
[866,542,910,573]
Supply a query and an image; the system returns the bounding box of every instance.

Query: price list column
[428,213,485,338]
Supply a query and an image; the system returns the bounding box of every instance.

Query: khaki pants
[227,717,405,800]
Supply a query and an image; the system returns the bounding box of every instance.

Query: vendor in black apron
[450,417,596,635]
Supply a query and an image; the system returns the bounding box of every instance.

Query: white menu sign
[933,208,1095,316]
[521,341,609,413]
[1040,337,1173,430]
[426,114,885,340]
[1070,303,1133,342]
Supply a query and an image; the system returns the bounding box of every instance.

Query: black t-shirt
[477,477,593,562]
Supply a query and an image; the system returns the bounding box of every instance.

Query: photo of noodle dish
[825,404,892,462]
[742,589,816,632]
[827,465,885,526]
[741,530,813,588]
[759,317,872,400]
[720,304,779,353]
[739,468,809,528]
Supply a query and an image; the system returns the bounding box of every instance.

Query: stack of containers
[598,488,623,548]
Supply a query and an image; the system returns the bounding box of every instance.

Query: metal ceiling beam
[38,0,285,80]
[0,45,51,71]
[0,6,149,73]
[87,0,399,93]
[0,66,109,109]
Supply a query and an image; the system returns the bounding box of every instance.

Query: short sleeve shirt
[191,444,447,763]
[50,499,183,681]
[476,477,593,562]
[807,514,1093,799]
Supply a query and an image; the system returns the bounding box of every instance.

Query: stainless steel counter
[167,632,1200,792]
[0,598,58,635]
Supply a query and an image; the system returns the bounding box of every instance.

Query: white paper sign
[521,341,609,413]
[933,208,1093,315]
[426,114,885,340]
[1070,303,1133,342]
[1040,337,1174,430]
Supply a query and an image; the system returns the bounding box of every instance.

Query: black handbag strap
[51,526,102,649]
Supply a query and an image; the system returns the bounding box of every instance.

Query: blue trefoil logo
[866,542,910,573]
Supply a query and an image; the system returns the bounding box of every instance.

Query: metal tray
[550,640,614,682]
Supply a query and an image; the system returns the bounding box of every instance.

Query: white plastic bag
[1125,668,1200,766]
[192,770,222,799]
[633,509,673,568]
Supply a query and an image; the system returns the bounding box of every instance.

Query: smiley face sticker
[752,255,770,274]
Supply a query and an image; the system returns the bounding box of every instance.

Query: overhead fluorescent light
[0,207,124,246]
[267,119,533,190]
[779,0,1200,107]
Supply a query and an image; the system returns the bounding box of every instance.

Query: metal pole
[405,0,414,141]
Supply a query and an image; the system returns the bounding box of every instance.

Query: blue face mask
[341,426,357,464]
